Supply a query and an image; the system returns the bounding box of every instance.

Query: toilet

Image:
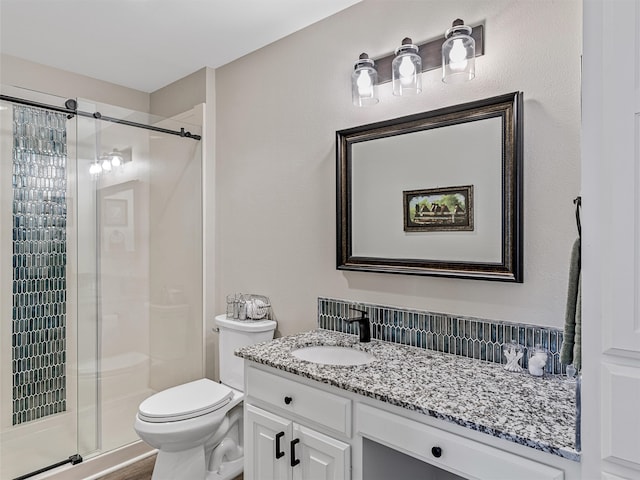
[134,315,277,480]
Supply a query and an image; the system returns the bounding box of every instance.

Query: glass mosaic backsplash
[11,105,68,425]
[318,297,567,375]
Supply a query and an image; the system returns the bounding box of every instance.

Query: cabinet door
[292,424,351,480]
[245,404,292,480]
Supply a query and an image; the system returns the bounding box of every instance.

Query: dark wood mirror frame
[336,92,523,282]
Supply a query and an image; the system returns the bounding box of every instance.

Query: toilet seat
[138,379,233,423]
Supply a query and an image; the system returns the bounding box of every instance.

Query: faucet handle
[345,307,371,342]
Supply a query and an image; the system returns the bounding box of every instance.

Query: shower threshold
[13,455,83,480]
[21,442,154,480]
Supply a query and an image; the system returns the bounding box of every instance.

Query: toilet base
[206,456,243,480]
[150,447,244,480]
[152,445,205,480]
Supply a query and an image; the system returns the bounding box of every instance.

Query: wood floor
[96,455,243,480]
[97,455,157,480]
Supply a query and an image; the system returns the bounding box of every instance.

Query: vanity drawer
[356,403,564,480]
[246,366,351,436]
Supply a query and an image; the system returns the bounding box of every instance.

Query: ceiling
[0,0,360,93]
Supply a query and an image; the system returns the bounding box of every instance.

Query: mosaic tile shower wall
[318,297,567,375]
[11,105,68,425]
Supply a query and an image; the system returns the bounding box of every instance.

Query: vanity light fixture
[442,19,476,83]
[392,38,422,96]
[352,53,379,107]
[350,19,483,106]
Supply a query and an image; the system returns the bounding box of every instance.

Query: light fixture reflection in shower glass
[89,148,131,177]
[89,161,102,176]
[109,149,123,167]
[101,155,113,172]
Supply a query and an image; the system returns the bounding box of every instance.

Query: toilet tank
[214,315,277,391]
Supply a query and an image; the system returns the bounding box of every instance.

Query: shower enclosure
[0,85,204,479]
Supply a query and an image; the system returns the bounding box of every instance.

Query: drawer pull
[431,446,442,458]
[284,396,293,405]
[275,431,285,459]
[291,438,301,467]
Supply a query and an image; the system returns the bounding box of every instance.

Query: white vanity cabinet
[244,366,351,480]
[243,361,579,480]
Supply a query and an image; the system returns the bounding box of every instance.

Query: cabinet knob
[284,396,293,405]
[431,446,442,458]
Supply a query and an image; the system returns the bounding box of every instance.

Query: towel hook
[573,196,581,237]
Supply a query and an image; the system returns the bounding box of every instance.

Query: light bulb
[110,155,122,167]
[398,55,416,85]
[356,69,373,97]
[352,53,379,106]
[442,19,475,84]
[392,39,421,95]
[448,38,468,71]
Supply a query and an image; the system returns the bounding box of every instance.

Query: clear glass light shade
[442,23,475,84]
[392,43,422,96]
[351,56,379,107]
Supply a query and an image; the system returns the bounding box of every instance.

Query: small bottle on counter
[528,346,548,376]
[238,295,247,320]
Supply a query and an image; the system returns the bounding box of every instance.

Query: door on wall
[582,0,640,478]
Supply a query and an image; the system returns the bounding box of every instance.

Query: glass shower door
[1,87,204,479]
[75,99,204,455]
[0,86,82,479]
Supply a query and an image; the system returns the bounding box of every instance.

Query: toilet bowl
[134,315,276,480]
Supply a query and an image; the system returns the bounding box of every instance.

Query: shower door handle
[275,431,285,459]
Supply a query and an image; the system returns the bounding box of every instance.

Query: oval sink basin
[291,345,375,366]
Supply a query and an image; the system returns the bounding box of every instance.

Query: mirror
[336,92,523,282]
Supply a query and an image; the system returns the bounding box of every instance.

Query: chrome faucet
[345,307,371,343]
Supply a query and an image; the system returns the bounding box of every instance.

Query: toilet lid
[138,379,234,423]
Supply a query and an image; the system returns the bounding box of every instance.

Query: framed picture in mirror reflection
[403,185,474,233]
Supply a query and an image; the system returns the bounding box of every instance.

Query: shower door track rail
[1,94,202,140]
[12,454,83,480]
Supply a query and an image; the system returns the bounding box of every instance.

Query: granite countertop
[236,329,580,462]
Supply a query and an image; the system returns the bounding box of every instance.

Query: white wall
[214,0,582,338]
[1,54,150,112]
[149,68,207,119]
